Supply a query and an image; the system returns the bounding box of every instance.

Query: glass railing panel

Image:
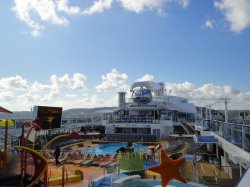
[223,123,231,141]
[231,124,243,148]
[202,120,250,152]
[244,126,250,152]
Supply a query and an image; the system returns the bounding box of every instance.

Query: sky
[0,0,250,111]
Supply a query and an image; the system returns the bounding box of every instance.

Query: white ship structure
[103,81,197,141]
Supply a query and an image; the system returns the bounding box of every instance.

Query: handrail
[203,119,250,153]
[110,164,119,186]
[191,160,198,183]
[89,165,102,186]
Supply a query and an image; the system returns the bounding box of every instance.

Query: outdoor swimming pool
[85,143,148,155]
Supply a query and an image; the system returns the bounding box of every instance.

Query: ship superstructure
[103,81,197,141]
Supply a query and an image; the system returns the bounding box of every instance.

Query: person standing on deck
[54,145,61,165]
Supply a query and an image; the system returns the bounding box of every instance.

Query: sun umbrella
[0,119,14,152]
[0,106,12,114]
[0,119,14,127]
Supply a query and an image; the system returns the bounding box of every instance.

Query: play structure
[0,146,48,186]
[0,106,83,187]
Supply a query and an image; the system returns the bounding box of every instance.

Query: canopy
[0,106,12,113]
[194,135,218,144]
[0,119,14,127]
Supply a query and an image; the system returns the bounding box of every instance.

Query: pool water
[142,179,206,187]
[85,143,148,155]
[183,154,194,161]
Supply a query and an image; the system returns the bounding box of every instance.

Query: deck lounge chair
[99,154,118,167]
[95,155,112,167]
[106,154,119,167]
[72,154,89,165]
[81,154,96,166]
[59,152,70,163]
[66,153,81,164]
[91,155,105,166]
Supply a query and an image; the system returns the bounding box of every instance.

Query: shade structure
[0,106,12,113]
[0,119,14,127]
[0,119,14,152]
[194,135,218,144]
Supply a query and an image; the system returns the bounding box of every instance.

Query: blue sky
[0,0,250,111]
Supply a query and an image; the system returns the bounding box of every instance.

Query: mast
[220,97,231,123]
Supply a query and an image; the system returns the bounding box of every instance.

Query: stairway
[182,122,197,134]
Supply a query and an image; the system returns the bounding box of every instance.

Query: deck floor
[48,164,106,187]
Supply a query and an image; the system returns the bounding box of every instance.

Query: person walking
[54,145,61,165]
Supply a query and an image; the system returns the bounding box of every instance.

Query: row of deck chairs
[166,139,184,153]
[44,151,119,168]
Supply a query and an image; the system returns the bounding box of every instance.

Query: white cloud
[17,92,41,102]
[136,74,155,82]
[119,0,165,14]
[165,82,248,109]
[50,73,87,90]
[0,90,15,101]
[31,81,50,92]
[119,0,189,14]
[71,73,87,89]
[81,95,105,105]
[165,81,195,96]
[82,0,113,15]
[39,73,87,101]
[96,69,129,92]
[0,73,88,109]
[1,73,250,110]
[174,0,190,8]
[56,0,81,15]
[41,89,60,102]
[11,0,190,36]
[65,94,77,98]
[12,0,77,37]
[214,0,250,33]
[11,0,113,36]
[0,75,28,90]
[202,19,214,29]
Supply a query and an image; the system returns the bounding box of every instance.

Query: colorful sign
[132,89,152,104]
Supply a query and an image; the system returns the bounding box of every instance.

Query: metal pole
[242,125,245,150]
[205,106,208,120]
[44,169,48,187]
[20,123,25,187]
[62,165,65,187]
[4,120,8,153]
[225,100,228,123]
[216,144,219,159]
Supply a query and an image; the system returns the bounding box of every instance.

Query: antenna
[220,96,231,123]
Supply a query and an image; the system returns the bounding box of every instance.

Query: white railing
[203,120,250,153]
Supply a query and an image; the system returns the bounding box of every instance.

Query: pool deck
[48,163,106,187]
[47,162,165,187]
[48,140,165,186]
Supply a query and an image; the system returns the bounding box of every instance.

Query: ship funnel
[118,92,126,108]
